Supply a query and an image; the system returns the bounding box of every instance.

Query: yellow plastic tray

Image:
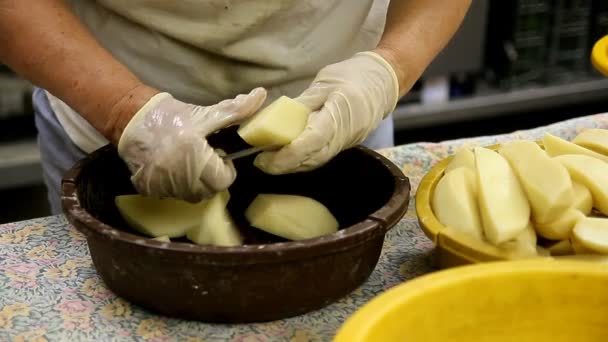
[592,35,608,77]
[333,259,608,342]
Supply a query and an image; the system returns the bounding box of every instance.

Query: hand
[253,51,400,174]
[118,88,267,202]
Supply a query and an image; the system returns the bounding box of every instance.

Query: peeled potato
[115,195,208,238]
[572,217,608,254]
[445,148,476,174]
[535,208,585,240]
[572,181,593,215]
[186,191,243,247]
[152,235,171,242]
[572,128,608,154]
[474,147,530,245]
[432,167,483,240]
[245,194,339,240]
[498,224,538,258]
[547,239,573,256]
[499,140,573,224]
[543,132,608,162]
[554,154,608,215]
[237,96,311,147]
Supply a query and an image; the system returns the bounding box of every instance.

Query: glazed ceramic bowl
[61,132,410,323]
[334,259,608,342]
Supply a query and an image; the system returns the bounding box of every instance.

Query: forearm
[374,0,472,96]
[0,0,158,144]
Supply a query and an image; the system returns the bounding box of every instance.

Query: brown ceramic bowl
[61,132,410,323]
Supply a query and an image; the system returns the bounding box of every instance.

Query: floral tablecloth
[2,113,608,341]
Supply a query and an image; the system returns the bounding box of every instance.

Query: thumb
[202,87,267,134]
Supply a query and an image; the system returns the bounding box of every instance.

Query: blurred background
[1,0,607,223]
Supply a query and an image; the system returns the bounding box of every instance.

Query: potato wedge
[152,235,171,242]
[237,96,310,147]
[572,128,608,155]
[554,154,608,215]
[115,195,208,238]
[432,167,483,240]
[498,224,538,258]
[499,140,573,223]
[245,194,339,240]
[543,133,608,162]
[534,208,585,240]
[572,217,608,254]
[547,240,573,256]
[572,181,593,215]
[445,148,476,174]
[474,147,530,244]
[186,191,243,247]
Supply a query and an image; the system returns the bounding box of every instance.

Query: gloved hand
[254,51,400,174]
[117,88,267,202]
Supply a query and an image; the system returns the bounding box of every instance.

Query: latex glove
[254,51,400,175]
[118,88,267,202]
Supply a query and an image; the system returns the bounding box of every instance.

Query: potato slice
[152,235,171,242]
[498,224,538,258]
[237,96,311,147]
[572,181,593,215]
[534,208,585,240]
[115,195,208,238]
[499,140,573,224]
[474,147,530,245]
[432,167,483,240]
[572,217,608,254]
[245,194,339,240]
[186,191,243,247]
[547,240,573,256]
[571,236,598,255]
[543,133,608,162]
[572,128,608,154]
[445,148,476,174]
[554,154,608,215]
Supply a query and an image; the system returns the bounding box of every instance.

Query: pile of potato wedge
[432,129,608,258]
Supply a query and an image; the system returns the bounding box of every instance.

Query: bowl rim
[333,259,608,342]
[61,144,410,262]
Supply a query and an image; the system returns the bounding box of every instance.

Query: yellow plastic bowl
[592,35,608,77]
[415,144,536,268]
[334,259,608,342]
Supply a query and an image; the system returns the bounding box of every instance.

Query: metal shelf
[394,78,608,130]
[0,139,42,190]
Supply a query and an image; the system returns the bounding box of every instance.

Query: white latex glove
[254,51,399,174]
[118,88,267,202]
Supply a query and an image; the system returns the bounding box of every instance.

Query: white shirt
[46,0,389,153]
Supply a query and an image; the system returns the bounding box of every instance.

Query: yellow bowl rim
[592,35,608,77]
[333,259,608,342]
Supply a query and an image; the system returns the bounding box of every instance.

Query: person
[0,0,471,214]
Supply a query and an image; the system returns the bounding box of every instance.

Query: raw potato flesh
[498,140,573,224]
[431,167,483,240]
[115,195,208,238]
[547,240,573,256]
[534,208,585,240]
[152,235,171,242]
[237,96,311,147]
[571,236,597,255]
[554,154,608,215]
[572,181,593,215]
[543,133,608,162]
[186,191,243,247]
[572,217,608,254]
[445,148,475,174]
[245,194,339,240]
[498,224,538,258]
[474,147,530,245]
[572,129,608,154]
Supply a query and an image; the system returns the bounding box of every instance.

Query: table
[2,113,608,341]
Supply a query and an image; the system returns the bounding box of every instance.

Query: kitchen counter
[2,113,608,341]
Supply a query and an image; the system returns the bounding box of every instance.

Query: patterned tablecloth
[2,113,608,341]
